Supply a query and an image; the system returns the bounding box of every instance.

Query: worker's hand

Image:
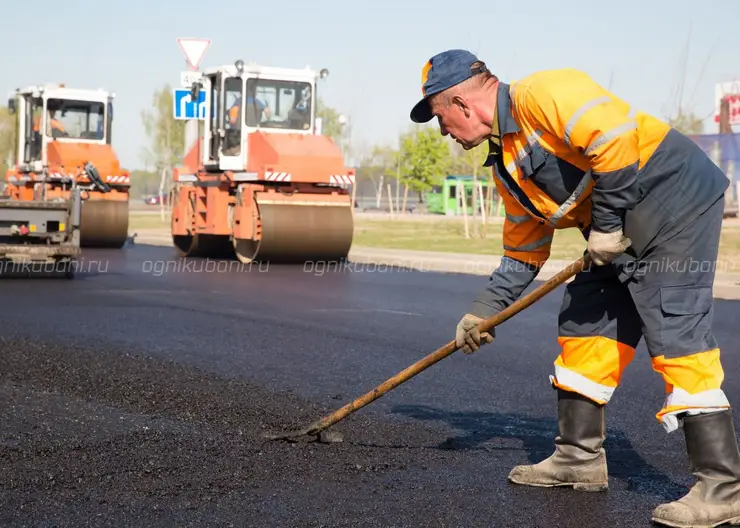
[455,313,495,354]
[587,228,631,266]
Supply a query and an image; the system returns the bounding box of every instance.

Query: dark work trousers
[552,195,730,433]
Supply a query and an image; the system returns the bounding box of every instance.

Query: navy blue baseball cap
[410,49,487,123]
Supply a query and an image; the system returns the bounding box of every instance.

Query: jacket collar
[483,82,520,167]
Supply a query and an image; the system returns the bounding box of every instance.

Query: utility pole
[719,96,732,134]
[719,96,738,215]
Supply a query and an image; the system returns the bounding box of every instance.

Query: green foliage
[357,144,395,183]
[316,98,343,144]
[447,141,494,236]
[140,85,186,171]
[129,169,160,199]
[449,141,490,177]
[0,106,16,176]
[397,126,452,193]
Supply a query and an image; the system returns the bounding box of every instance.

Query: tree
[355,143,397,208]
[663,26,712,137]
[668,111,704,135]
[316,98,343,144]
[129,169,160,199]
[450,141,492,237]
[0,106,16,176]
[398,125,452,201]
[140,85,186,172]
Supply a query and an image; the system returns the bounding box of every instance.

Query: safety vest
[33,115,65,132]
[228,105,239,125]
[487,69,672,267]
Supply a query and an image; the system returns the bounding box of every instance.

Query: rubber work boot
[508,388,608,492]
[652,409,740,528]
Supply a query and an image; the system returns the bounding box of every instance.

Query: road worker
[409,48,740,527]
[33,109,65,137]
[224,89,271,155]
[237,84,272,127]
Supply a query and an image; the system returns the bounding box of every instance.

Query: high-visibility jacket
[33,115,65,133]
[227,104,240,125]
[470,69,729,317]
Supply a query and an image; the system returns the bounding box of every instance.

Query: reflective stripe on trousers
[550,342,730,433]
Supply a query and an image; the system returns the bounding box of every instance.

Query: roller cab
[171,60,355,264]
[5,84,130,249]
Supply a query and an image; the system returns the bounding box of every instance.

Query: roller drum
[174,234,235,259]
[80,200,129,248]
[234,201,353,264]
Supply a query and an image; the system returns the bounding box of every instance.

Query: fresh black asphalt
[2,242,739,527]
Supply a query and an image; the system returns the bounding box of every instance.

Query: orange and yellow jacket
[33,115,65,133]
[470,68,728,318]
[227,104,240,126]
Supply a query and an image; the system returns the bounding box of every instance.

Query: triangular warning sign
[177,38,211,70]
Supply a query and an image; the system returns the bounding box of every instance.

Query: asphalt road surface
[2,242,740,527]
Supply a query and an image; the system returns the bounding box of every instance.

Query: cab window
[245,79,312,131]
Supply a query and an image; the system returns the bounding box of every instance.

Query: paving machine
[170,60,355,263]
[0,162,112,278]
[5,83,130,249]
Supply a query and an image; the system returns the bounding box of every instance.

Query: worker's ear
[452,95,471,118]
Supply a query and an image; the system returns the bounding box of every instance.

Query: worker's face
[430,92,487,150]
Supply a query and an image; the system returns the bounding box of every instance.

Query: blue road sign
[173,89,207,120]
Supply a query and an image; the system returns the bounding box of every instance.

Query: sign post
[175,37,211,187]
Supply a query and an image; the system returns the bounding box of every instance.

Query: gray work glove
[455,313,495,355]
[587,228,631,266]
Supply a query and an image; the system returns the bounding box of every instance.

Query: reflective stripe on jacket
[484,70,726,267]
[469,70,728,318]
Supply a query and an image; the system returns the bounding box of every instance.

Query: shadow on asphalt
[391,403,688,501]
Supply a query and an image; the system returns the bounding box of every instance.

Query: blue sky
[2,0,738,170]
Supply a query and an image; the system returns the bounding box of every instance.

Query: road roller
[4,83,131,249]
[0,162,113,278]
[170,60,355,264]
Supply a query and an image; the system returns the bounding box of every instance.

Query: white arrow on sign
[179,93,193,118]
[177,37,211,70]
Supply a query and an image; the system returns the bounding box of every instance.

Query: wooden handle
[302,254,591,436]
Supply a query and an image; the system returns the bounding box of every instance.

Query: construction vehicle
[0,162,112,278]
[4,83,130,249]
[170,59,355,263]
